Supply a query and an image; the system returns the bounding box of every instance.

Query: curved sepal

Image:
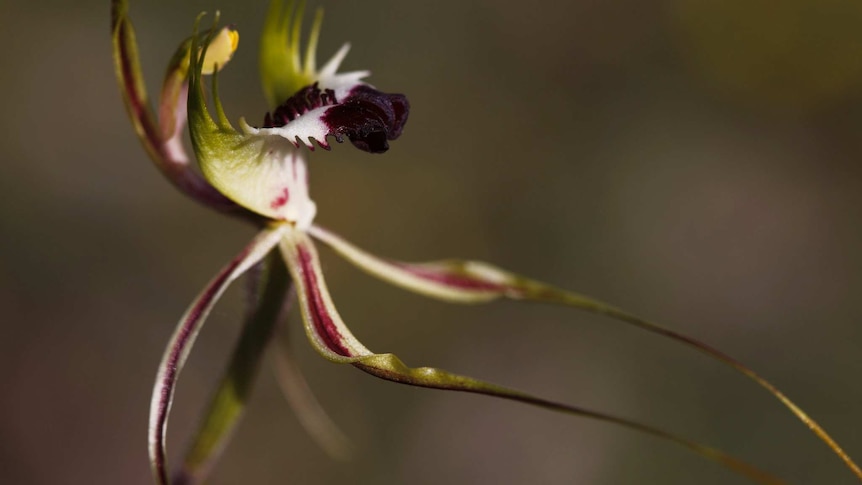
[174,252,291,485]
[111,0,160,163]
[188,17,318,226]
[278,228,784,485]
[111,0,247,217]
[148,224,287,485]
[308,224,862,482]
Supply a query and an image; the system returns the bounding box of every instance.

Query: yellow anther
[201,27,239,75]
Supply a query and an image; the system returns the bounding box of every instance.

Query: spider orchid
[111,0,862,484]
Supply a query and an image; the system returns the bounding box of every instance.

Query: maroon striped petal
[277,227,782,485]
[308,224,862,481]
[173,252,292,485]
[279,229,371,361]
[148,225,287,485]
[308,225,508,303]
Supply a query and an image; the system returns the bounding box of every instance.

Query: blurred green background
[3,0,862,483]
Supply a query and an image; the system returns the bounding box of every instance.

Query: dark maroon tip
[262,83,410,154]
[322,85,410,154]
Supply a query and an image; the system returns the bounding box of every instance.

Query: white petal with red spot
[206,136,317,227]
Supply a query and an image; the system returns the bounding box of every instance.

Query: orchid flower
[111,1,862,484]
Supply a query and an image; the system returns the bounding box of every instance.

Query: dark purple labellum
[263,83,410,154]
[322,85,409,154]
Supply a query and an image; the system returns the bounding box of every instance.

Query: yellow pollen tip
[228,29,239,52]
[201,27,239,75]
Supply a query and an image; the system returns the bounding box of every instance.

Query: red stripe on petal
[297,245,353,357]
[115,20,162,157]
[151,252,245,484]
[396,264,506,292]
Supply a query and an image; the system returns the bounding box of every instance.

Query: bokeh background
[3,0,862,483]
